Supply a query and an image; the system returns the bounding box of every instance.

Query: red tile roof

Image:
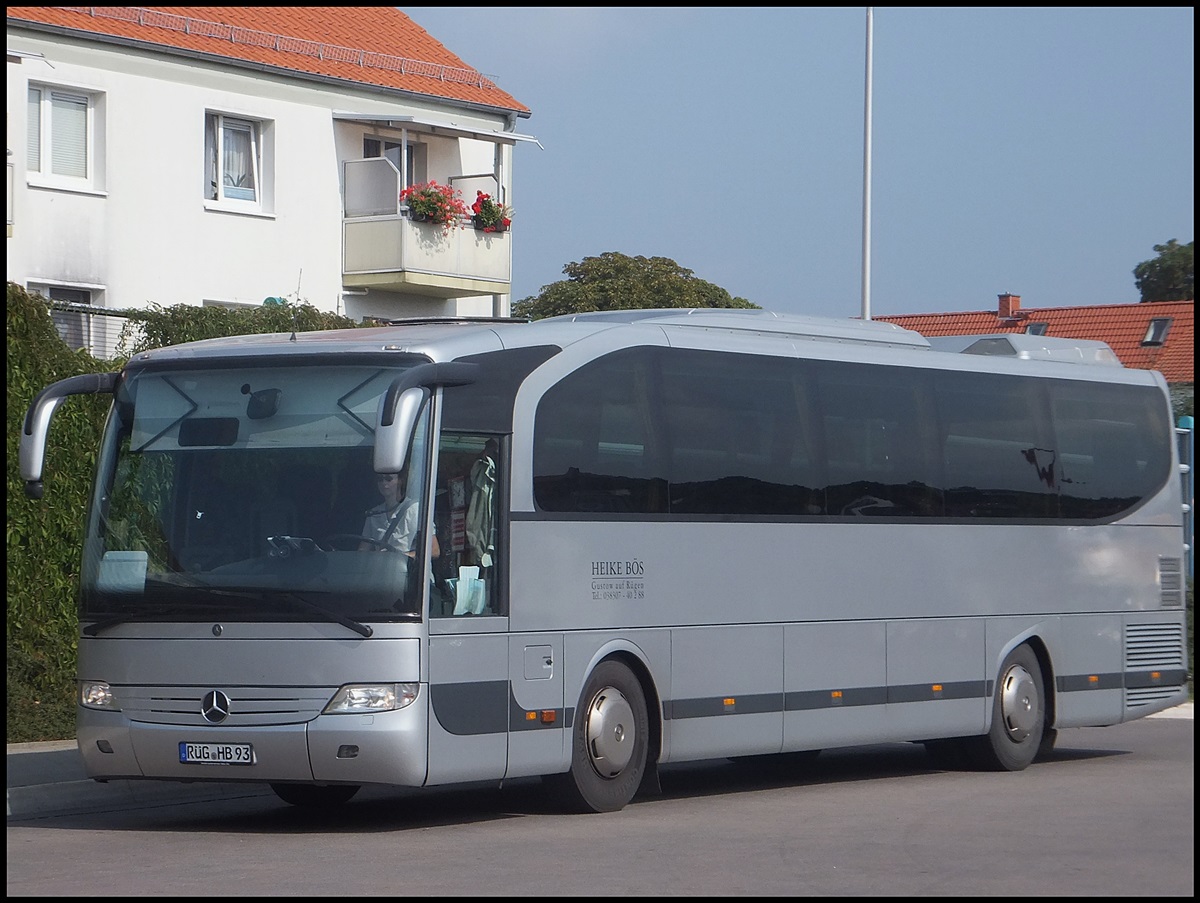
[876,298,1193,383]
[6,6,528,115]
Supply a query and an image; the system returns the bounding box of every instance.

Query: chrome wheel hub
[999,663,1038,741]
[585,686,636,777]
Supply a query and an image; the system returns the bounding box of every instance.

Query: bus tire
[1035,726,1059,761]
[270,783,360,808]
[966,644,1045,772]
[550,660,649,813]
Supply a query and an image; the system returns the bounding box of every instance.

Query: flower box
[470,191,512,234]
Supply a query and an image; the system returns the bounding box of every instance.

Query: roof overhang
[333,112,542,148]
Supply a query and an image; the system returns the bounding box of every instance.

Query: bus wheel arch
[613,650,663,796]
[548,655,655,813]
[1024,635,1058,760]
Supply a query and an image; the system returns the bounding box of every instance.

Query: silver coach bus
[20,309,1189,812]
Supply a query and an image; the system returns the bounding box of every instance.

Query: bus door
[425,433,511,786]
[427,623,509,785]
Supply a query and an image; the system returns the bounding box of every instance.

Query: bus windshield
[80,361,433,628]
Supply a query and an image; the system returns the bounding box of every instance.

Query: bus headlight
[79,681,119,710]
[323,683,419,714]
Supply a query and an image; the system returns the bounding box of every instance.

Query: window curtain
[26,87,41,171]
[222,120,255,200]
[50,91,88,178]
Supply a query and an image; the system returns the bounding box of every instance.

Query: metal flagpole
[861,7,874,321]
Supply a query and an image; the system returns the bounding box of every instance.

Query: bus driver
[360,471,440,559]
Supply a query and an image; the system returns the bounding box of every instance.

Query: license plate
[179,741,254,765]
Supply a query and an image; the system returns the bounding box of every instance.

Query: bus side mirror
[374,385,429,474]
[21,371,119,498]
[373,362,480,474]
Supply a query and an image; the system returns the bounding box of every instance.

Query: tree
[1133,239,1194,302]
[512,252,759,320]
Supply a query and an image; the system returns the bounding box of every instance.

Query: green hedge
[7,285,112,741]
[6,284,358,741]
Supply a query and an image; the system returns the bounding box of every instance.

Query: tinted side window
[661,350,817,515]
[813,360,943,517]
[533,347,1170,523]
[533,347,667,513]
[1051,380,1171,518]
[936,372,1058,518]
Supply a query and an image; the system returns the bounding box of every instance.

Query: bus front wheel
[966,643,1045,772]
[549,660,649,813]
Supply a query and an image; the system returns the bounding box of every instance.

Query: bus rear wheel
[270,783,360,808]
[549,660,649,813]
[965,643,1045,772]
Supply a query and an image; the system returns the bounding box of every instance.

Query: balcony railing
[342,158,510,298]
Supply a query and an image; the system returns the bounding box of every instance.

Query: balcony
[342,158,510,298]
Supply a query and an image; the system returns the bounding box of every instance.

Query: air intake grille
[1158,557,1183,607]
[1126,686,1180,707]
[116,684,335,726]
[1123,623,1185,710]
[1124,624,1184,670]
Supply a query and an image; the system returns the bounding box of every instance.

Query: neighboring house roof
[6,6,528,116]
[876,296,1194,384]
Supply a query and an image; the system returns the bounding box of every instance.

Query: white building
[6,6,535,355]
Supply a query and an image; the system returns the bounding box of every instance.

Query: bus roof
[122,309,1128,373]
[925,333,1124,366]
[536,308,929,349]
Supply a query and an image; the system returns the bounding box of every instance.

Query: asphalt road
[6,704,1193,896]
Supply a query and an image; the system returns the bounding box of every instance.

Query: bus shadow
[644,739,1131,804]
[27,741,1131,833]
[650,743,939,802]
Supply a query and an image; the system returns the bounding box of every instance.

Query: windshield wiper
[83,603,204,636]
[213,588,374,638]
[85,582,375,639]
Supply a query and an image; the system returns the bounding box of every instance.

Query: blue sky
[403,7,1194,318]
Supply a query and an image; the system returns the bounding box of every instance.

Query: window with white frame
[205,112,265,205]
[27,84,96,184]
[43,286,93,351]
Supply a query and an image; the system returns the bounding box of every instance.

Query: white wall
[6,28,515,320]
